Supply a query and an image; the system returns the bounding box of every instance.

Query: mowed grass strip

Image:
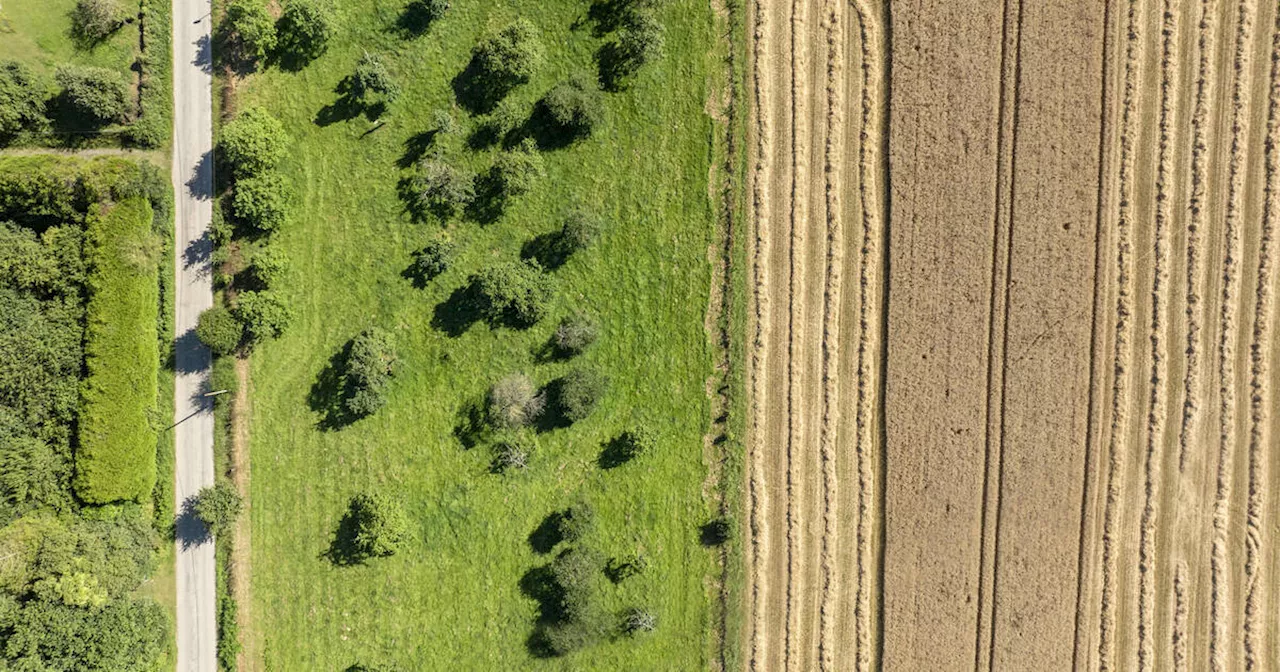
[76,195,159,504]
[238,0,724,668]
[0,0,138,78]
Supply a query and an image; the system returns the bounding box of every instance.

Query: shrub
[346,492,408,559]
[249,245,289,288]
[343,327,398,418]
[613,426,654,464]
[553,312,598,357]
[620,606,657,635]
[194,483,242,537]
[195,306,243,356]
[411,159,473,220]
[431,108,458,135]
[124,112,166,149]
[348,52,401,106]
[539,78,603,140]
[489,139,545,201]
[491,437,531,473]
[700,516,733,546]
[235,291,291,345]
[54,65,128,126]
[556,502,594,544]
[222,0,277,64]
[487,373,543,429]
[220,107,288,179]
[471,260,554,328]
[71,0,123,43]
[275,0,333,66]
[231,172,288,232]
[469,18,544,102]
[408,239,455,283]
[618,11,665,66]
[605,553,648,583]
[554,368,606,423]
[0,62,46,137]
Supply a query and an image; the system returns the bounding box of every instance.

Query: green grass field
[0,0,138,79]
[237,0,728,668]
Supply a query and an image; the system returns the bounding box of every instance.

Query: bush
[554,368,606,423]
[249,245,289,288]
[411,159,473,220]
[222,0,277,64]
[556,502,594,544]
[612,426,653,464]
[231,172,288,232]
[471,260,554,328]
[71,0,123,43]
[0,62,46,137]
[220,107,288,179]
[489,139,545,201]
[620,606,657,635]
[346,492,408,559]
[343,327,398,418]
[195,306,243,356]
[194,483,242,537]
[700,516,733,546]
[235,291,291,345]
[275,0,333,66]
[408,239,455,284]
[487,373,544,429]
[600,10,665,89]
[553,313,598,357]
[54,65,128,126]
[124,112,166,149]
[348,53,400,106]
[491,437,531,473]
[539,77,603,140]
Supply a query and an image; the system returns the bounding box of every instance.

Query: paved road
[171,0,216,670]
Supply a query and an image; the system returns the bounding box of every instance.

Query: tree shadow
[173,327,211,376]
[306,340,357,430]
[393,2,441,37]
[315,78,386,127]
[462,169,506,225]
[175,495,211,550]
[533,379,572,433]
[396,129,439,169]
[430,283,483,337]
[45,94,113,137]
[451,57,515,116]
[528,512,564,554]
[597,436,632,470]
[321,505,367,566]
[452,397,488,449]
[595,42,634,92]
[586,0,632,35]
[520,231,571,270]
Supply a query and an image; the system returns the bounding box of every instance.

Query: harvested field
[742,0,1280,669]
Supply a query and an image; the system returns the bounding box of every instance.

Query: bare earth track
[741,0,1280,669]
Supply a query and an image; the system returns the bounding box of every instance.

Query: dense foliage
[488,139,545,201]
[232,172,289,232]
[195,483,243,538]
[343,493,408,560]
[552,312,598,357]
[539,77,604,141]
[275,0,333,66]
[343,327,398,418]
[410,158,473,220]
[70,0,123,43]
[466,18,544,107]
[220,107,288,179]
[196,306,243,356]
[222,0,278,65]
[553,367,606,424]
[348,53,400,107]
[0,62,45,137]
[54,65,128,126]
[407,239,455,283]
[471,259,553,328]
[235,291,292,345]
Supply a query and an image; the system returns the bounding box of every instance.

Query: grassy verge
[229,0,734,668]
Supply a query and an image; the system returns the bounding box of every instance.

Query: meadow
[232,0,730,668]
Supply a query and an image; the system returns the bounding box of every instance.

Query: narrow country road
[171,0,216,669]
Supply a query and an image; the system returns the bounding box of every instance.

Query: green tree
[234,291,291,344]
[231,172,289,232]
[401,0,449,33]
[343,327,398,418]
[0,62,46,137]
[220,107,288,178]
[348,52,401,107]
[70,0,123,43]
[222,0,277,65]
[345,492,408,559]
[275,0,333,66]
[54,65,127,125]
[249,245,290,288]
[410,159,474,220]
[0,598,168,671]
[468,18,544,105]
[556,502,594,544]
[539,77,603,141]
[612,425,653,464]
[554,367,606,423]
[194,482,242,537]
[553,312,598,357]
[489,139,545,201]
[195,306,243,356]
[471,260,554,328]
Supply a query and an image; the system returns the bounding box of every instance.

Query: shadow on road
[175,327,211,376]
[186,150,214,201]
[193,33,213,75]
[176,496,211,551]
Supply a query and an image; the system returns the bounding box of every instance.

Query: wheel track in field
[1137,0,1180,667]
[1172,562,1189,672]
[1243,6,1280,668]
[1098,0,1143,668]
[1211,1,1255,668]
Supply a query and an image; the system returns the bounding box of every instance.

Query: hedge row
[75,195,159,504]
[130,0,173,148]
